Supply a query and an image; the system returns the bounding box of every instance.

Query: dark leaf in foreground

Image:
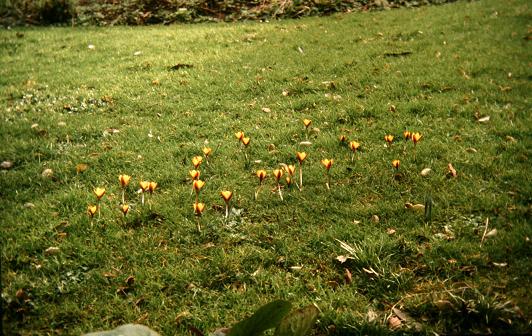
[228,300,292,336]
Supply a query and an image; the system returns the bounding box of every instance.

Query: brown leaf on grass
[336,255,352,263]
[388,315,401,329]
[477,115,490,123]
[125,275,135,286]
[41,168,53,178]
[261,107,271,113]
[344,268,352,284]
[44,247,60,255]
[447,163,457,177]
[1,161,13,169]
[387,228,396,235]
[404,203,425,211]
[175,310,191,323]
[76,163,89,174]
[392,307,411,322]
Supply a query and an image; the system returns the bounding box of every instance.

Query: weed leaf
[274,305,319,336]
[228,300,292,336]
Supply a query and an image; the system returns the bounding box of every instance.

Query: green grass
[1,0,531,334]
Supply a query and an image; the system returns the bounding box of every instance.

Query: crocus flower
[403,131,412,141]
[339,135,347,143]
[193,202,205,215]
[139,181,149,205]
[303,119,312,128]
[87,205,97,218]
[256,170,267,184]
[139,181,150,192]
[255,170,267,200]
[193,180,205,192]
[235,131,244,141]
[221,190,233,203]
[286,175,292,187]
[273,169,284,200]
[119,174,131,203]
[120,204,129,216]
[242,137,250,147]
[296,152,307,190]
[384,134,394,145]
[286,165,296,176]
[220,190,233,218]
[349,141,360,152]
[321,159,333,171]
[296,152,307,164]
[203,147,212,157]
[193,179,205,203]
[192,156,203,169]
[412,132,422,145]
[392,159,400,170]
[273,169,283,181]
[189,170,200,180]
[321,159,333,190]
[119,174,131,188]
[93,187,106,200]
[148,182,157,194]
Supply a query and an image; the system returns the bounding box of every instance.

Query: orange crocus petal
[303,119,312,128]
[349,141,360,152]
[87,205,97,217]
[412,132,422,144]
[256,170,267,183]
[119,174,131,187]
[235,131,244,141]
[221,190,233,202]
[403,131,412,140]
[148,182,157,193]
[139,181,150,192]
[296,152,307,163]
[339,135,346,143]
[193,202,205,215]
[242,137,250,146]
[321,159,333,170]
[385,135,394,143]
[193,180,205,192]
[189,170,200,180]
[192,156,203,168]
[286,165,296,176]
[203,147,212,157]
[121,204,129,215]
[94,187,106,200]
[286,176,292,186]
[392,160,400,169]
[273,169,283,181]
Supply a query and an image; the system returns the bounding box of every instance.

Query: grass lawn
[1,0,531,334]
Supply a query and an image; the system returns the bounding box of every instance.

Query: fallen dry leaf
[492,262,507,267]
[76,163,89,174]
[447,163,457,177]
[477,115,490,123]
[261,107,271,113]
[23,202,35,209]
[371,215,380,223]
[344,268,352,284]
[388,316,401,329]
[1,161,14,169]
[485,228,497,238]
[434,300,455,311]
[392,307,411,322]
[420,168,431,176]
[405,203,425,211]
[387,228,396,235]
[336,255,352,263]
[299,141,312,146]
[44,247,60,255]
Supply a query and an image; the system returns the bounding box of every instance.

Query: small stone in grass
[1,161,13,169]
[371,215,380,223]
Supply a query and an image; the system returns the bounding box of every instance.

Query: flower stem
[121,189,125,204]
[299,164,303,191]
[278,184,283,201]
[225,203,229,218]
